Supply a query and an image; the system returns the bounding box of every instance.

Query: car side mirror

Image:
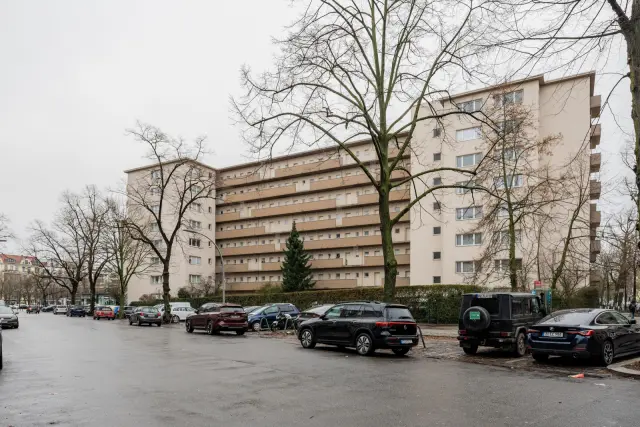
[319,315,326,320]
[194,310,199,314]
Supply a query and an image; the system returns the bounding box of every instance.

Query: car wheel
[129,318,133,326]
[172,315,180,324]
[532,353,549,363]
[300,329,316,349]
[185,319,194,333]
[463,345,478,355]
[513,332,526,357]
[136,318,141,327]
[206,320,214,335]
[600,340,614,366]
[236,329,246,336]
[0,349,3,370]
[392,348,411,356]
[251,321,261,332]
[157,322,162,327]
[355,332,375,356]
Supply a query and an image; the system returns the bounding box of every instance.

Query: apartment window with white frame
[191,203,202,212]
[496,230,522,245]
[150,257,160,265]
[149,222,159,232]
[455,233,483,246]
[189,274,202,284]
[495,90,523,106]
[494,174,523,189]
[151,187,160,196]
[188,220,202,229]
[151,170,161,180]
[455,261,478,274]
[494,258,522,273]
[188,256,201,265]
[150,275,162,284]
[456,206,483,220]
[151,205,160,214]
[457,98,482,113]
[502,146,523,161]
[455,180,476,195]
[188,238,201,248]
[456,127,481,142]
[456,152,482,168]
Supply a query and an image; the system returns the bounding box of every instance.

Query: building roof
[123,158,216,175]
[440,71,595,103]
[0,254,39,264]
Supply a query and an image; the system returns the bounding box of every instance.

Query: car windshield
[385,307,413,320]
[462,295,500,315]
[306,305,333,314]
[220,307,244,313]
[0,306,13,314]
[538,310,595,325]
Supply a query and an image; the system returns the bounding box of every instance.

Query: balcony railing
[590,180,601,200]
[590,153,601,173]
[590,124,601,149]
[590,95,601,119]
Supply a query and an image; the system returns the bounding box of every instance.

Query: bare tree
[105,197,152,318]
[29,202,89,304]
[0,213,11,245]
[122,122,215,322]
[64,186,111,314]
[233,0,511,300]
[31,270,53,306]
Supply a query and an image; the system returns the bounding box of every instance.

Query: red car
[185,303,248,335]
[93,306,115,320]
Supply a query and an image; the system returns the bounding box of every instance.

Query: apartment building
[410,71,601,289]
[125,71,602,302]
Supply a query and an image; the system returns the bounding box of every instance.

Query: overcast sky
[0,1,632,253]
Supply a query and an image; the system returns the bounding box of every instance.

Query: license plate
[469,311,481,320]
[542,332,563,338]
[400,340,412,344]
[230,316,240,319]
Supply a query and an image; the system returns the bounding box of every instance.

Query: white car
[155,303,195,322]
[53,305,67,315]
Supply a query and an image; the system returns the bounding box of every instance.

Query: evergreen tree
[281,222,315,292]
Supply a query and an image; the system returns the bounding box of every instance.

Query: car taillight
[157,313,161,317]
[527,329,539,334]
[500,332,510,337]
[567,330,594,337]
[458,329,466,335]
[375,321,389,327]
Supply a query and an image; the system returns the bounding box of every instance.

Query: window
[151,187,160,196]
[455,261,477,274]
[190,203,202,212]
[494,259,523,273]
[456,206,482,220]
[502,147,523,161]
[188,238,201,248]
[595,312,618,325]
[189,275,202,284]
[455,233,483,246]
[456,152,482,168]
[188,220,202,229]
[394,228,400,234]
[149,222,159,232]
[511,299,523,316]
[150,257,160,265]
[188,256,201,265]
[456,127,481,142]
[364,272,369,278]
[495,174,523,189]
[151,170,161,180]
[433,202,441,211]
[433,252,441,260]
[208,207,212,213]
[208,258,212,265]
[433,226,441,235]
[433,276,441,284]
[433,152,441,161]
[325,305,343,319]
[495,90,523,106]
[342,304,362,318]
[433,177,442,186]
[455,180,477,195]
[497,203,510,217]
[152,239,162,247]
[457,98,482,113]
[151,205,160,214]
[150,275,162,284]
[496,230,521,245]
[432,127,441,137]
[208,224,212,230]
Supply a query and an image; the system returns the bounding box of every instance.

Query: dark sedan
[528,308,640,366]
[67,306,86,317]
[129,307,162,326]
[0,306,19,329]
[123,306,136,318]
[295,304,334,328]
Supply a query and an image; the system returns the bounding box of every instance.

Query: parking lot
[1,314,639,427]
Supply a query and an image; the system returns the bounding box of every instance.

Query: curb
[608,356,640,377]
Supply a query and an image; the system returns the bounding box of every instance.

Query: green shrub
[130,284,481,324]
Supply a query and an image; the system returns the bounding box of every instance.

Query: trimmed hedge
[131,284,481,324]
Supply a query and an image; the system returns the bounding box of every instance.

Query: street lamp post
[205,238,226,303]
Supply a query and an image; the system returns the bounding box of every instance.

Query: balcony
[590,153,601,173]
[216,226,266,240]
[275,158,342,178]
[223,264,249,273]
[305,235,382,250]
[590,124,601,149]
[219,243,279,257]
[590,180,601,200]
[364,254,410,266]
[220,184,297,204]
[217,211,241,223]
[297,219,337,232]
[252,199,337,219]
[591,240,601,254]
[225,279,358,292]
[357,190,409,204]
[590,204,601,227]
[590,95,601,119]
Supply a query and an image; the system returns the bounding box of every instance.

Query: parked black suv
[297,301,419,356]
[458,292,546,357]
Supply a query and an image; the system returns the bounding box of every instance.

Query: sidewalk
[418,324,457,338]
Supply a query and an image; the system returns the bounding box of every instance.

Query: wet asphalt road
[1,314,639,427]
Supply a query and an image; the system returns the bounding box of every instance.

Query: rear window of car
[102,307,112,312]
[462,295,500,315]
[0,306,13,314]
[142,307,158,313]
[57,306,66,308]
[539,311,595,325]
[278,305,296,312]
[220,307,244,313]
[385,307,414,320]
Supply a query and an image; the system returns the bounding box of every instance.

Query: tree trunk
[162,259,171,323]
[508,218,518,291]
[379,185,398,302]
[624,21,640,239]
[89,279,96,314]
